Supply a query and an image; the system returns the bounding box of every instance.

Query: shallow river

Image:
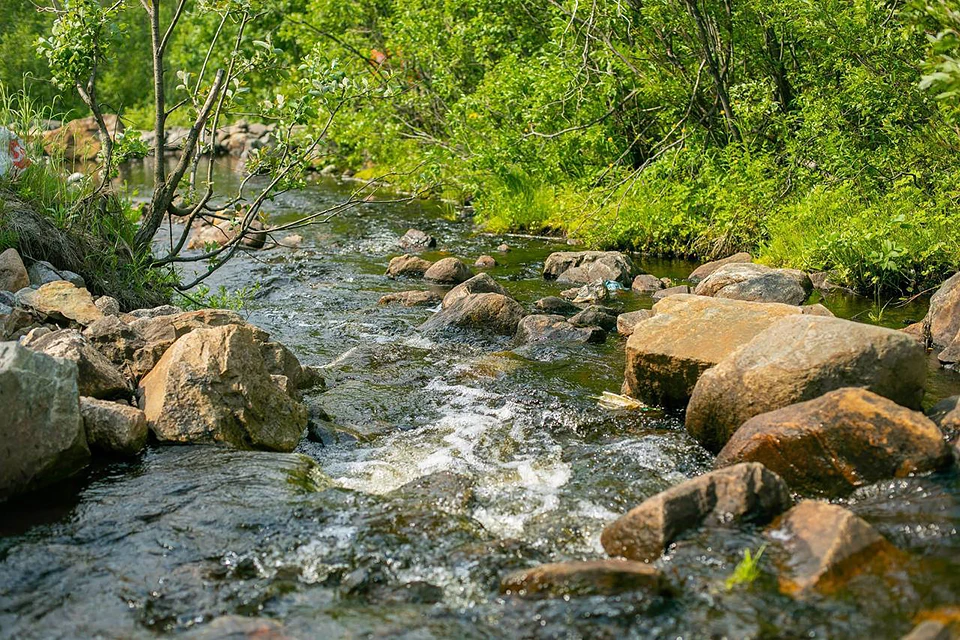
[2,164,960,639]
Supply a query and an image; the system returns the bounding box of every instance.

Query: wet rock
[378,290,441,307]
[569,305,617,331]
[442,273,507,309]
[0,248,29,292]
[474,255,497,268]
[0,341,89,501]
[139,324,308,451]
[94,296,120,316]
[496,243,510,253]
[19,280,103,326]
[515,314,606,345]
[533,296,579,315]
[767,500,893,595]
[26,260,85,288]
[544,250,637,286]
[388,471,474,512]
[500,559,669,599]
[187,615,289,640]
[601,463,791,562]
[616,309,652,336]
[399,228,436,250]
[562,280,610,304]
[924,271,960,348]
[631,274,665,294]
[385,254,433,278]
[23,329,130,399]
[694,263,813,305]
[686,315,927,453]
[715,389,952,497]
[651,285,690,301]
[79,396,148,456]
[423,257,473,284]
[623,295,805,407]
[928,395,960,442]
[688,252,753,283]
[420,292,525,337]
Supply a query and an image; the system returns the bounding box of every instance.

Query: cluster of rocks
[0,248,318,502]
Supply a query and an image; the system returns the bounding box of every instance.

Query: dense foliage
[5,0,960,295]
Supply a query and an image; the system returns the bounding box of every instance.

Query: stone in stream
[186,616,290,640]
[442,273,507,309]
[18,280,103,326]
[474,255,497,268]
[514,314,606,345]
[715,389,952,497]
[420,292,525,337]
[533,296,579,315]
[601,463,792,562]
[0,341,90,501]
[568,305,618,331]
[688,252,753,283]
[386,254,433,278]
[616,309,651,337]
[651,284,690,301]
[543,250,637,286]
[766,500,896,596]
[631,273,665,294]
[500,559,670,599]
[378,290,441,307]
[685,314,927,453]
[928,395,960,442]
[0,248,29,292]
[23,328,130,399]
[694,263,813,306]
[80,397,148,456]
[423,257,473,284]
[398,228,436,250]
[139,324,308,451]
[622,295,806,407]
[561,280,610,305]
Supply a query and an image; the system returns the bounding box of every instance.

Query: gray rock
[420,293,525,337]
[423,257,473,284]
[399,228,436,250]
[80,396,148,456]
[500,560,670,599]
[569,305,617,331]
[544,251,637,286]
[94,296,121,316]
[533,296,579,315]
[0,341,90,501]
[616,309,652,337]
[561,280,611,304]
[928,395,960,442]
[631,274,665,294]
[442,273,507,309]
[515,314,606,345]
[378,290,442,307]
[601,463,792,562]
[27,260,85,288]
[695,263,812,305]
[0,248,29,293]
[651,285,690,302]
[23,329,130,399]
[688,252,753,282]
[128,304,183,319]
[924,271,960,348]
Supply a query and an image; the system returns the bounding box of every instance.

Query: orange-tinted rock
[500,559,669,599]
[386,254,433,278]
[20,280,103,326]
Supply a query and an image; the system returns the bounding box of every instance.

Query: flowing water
[2,162,960,639]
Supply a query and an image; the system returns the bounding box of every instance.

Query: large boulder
[23,329,130,399]
[79,397,148,456]
[423,257,473,284]
[543,251,637,285]
[19,280,103,326]
[0,341,90,501]
[688,252,753,282]
[622,295,805,407]
[715,389,952,497]
[694,263,813,305]
[442,273,507,309]
[139,324,307,451]
[500,560,670,599]
[0,248,29,292]
[766,500,894,595]
[601,463,792,562]
[514,314,605,345]
[386,254,433,278]
[925,271,960,349]
[420,293,525,337]
[685,315,927,452]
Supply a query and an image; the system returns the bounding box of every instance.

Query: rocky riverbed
[2,163,960,639]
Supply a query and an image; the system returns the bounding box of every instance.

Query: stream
[2,162,960,639]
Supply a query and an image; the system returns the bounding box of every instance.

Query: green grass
[725,544,766,591]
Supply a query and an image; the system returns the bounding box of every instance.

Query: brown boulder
[925,272,960,348]
[423,257,473,284]
[474,255,497,268]
[543,251,637,285]
[500,560,669,599]
[694,263,812,305]
[601,463,792,562]
[80,397,147,456]
[631,274,665,294]
[616,309,652,336]
[43,115,123,162]
[23,329,130,399]
[514,314,605,345]
[688,252,753,282]
[442,273,507,309]
[378,290,442,307]
[420,293,525,337]
[716,389,952,497]
[0,248,29,292]
[651,285,690,301]
[686,315,927,452]
[622,295,805,407]
[767,500,894,595]
[19,280,103,326]
[386,254,433,278]
[139,324,307,451]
